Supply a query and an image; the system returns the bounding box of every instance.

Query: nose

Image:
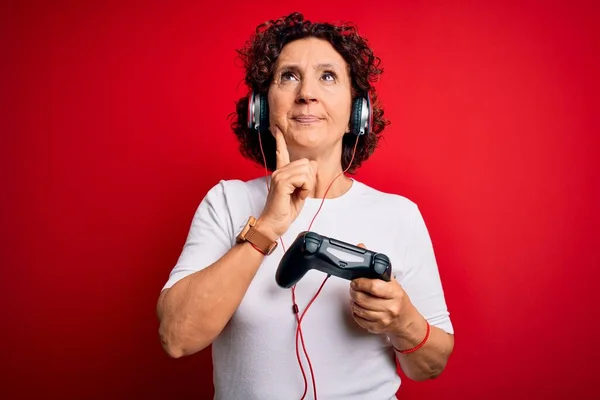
[296,77,319,104]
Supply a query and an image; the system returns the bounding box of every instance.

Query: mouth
[292,115,324,123]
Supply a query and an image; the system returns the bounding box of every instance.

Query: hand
[256,125,318,239]
[349,243,414,336]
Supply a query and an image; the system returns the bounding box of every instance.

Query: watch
[236,216,278,255]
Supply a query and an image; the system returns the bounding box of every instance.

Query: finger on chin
[273,126,290,169]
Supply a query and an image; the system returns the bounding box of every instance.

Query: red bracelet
[392,320,431,354]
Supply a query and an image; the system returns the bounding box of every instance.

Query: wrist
[241,240,268,257]
[388,306,427,346]
[254,217,281,241]
[236,216,279,256]
[390,317,430,355]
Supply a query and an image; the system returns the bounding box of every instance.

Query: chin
[289,131,324,149]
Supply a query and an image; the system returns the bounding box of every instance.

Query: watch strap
[236,217,278,255]
[246,226,277,255]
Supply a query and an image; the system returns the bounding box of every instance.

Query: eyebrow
[276,63,341,71]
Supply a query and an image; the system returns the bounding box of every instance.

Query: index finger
[272,125,290,170]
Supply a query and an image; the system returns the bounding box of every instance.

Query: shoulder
[186,176,268,240]
[199,176,269,232]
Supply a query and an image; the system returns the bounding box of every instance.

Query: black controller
[275,231,392,288]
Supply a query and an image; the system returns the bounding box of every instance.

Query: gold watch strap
[236,217,278,255]
[246,226,277,255]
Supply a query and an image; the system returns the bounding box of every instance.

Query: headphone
[247,91,373,137]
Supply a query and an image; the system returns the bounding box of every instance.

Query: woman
[157,12,454,400]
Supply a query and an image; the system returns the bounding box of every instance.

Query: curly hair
[229,12,389,174]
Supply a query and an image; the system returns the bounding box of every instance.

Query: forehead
[275,37,347,70]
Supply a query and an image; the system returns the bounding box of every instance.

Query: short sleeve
[399,205,454,335]
[161,181,235,290]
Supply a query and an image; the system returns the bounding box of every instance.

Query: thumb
[356,243,366,249]
[297,186,310,201]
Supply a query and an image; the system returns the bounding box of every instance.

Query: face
[267,37,352,158]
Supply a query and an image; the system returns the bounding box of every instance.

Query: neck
[312,169,353,199]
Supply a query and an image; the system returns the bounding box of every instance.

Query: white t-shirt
[162,176,454,400]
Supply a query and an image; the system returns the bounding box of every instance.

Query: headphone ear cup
[350,96,372,136]
[247,91,257,130]
[259,93,269,134]
[247,91,269,133]
[350,97,363,136]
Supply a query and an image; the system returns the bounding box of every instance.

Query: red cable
[293,275,330,400]
[259,131,360,400]
[291,137,359,399]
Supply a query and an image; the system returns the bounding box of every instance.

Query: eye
[280,70,298,81]
[322,71,337,82]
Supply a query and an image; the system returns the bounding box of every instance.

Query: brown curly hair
[229,12,389,174]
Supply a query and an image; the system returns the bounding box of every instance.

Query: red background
[2,0,599,399]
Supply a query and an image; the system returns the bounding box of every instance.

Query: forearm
[157,241,264,358]
[389,307,454,381]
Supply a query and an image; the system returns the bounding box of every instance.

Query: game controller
[275,231,392,288]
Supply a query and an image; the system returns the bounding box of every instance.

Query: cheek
[268,90,292,117]
[266,100,286,130]
[268,107,288,132]
[324,92,352,124]
[269,104,287,119]
[331,104,352,129]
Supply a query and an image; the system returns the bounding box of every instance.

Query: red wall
[2,1,599,398]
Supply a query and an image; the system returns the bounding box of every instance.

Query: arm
[157,237,266,358]
[157,128,318,358]
[350,203,455,381]
[394,202,455,380]
[349,278,454,381]
[389,301,454,380]
[155,180,272,358]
